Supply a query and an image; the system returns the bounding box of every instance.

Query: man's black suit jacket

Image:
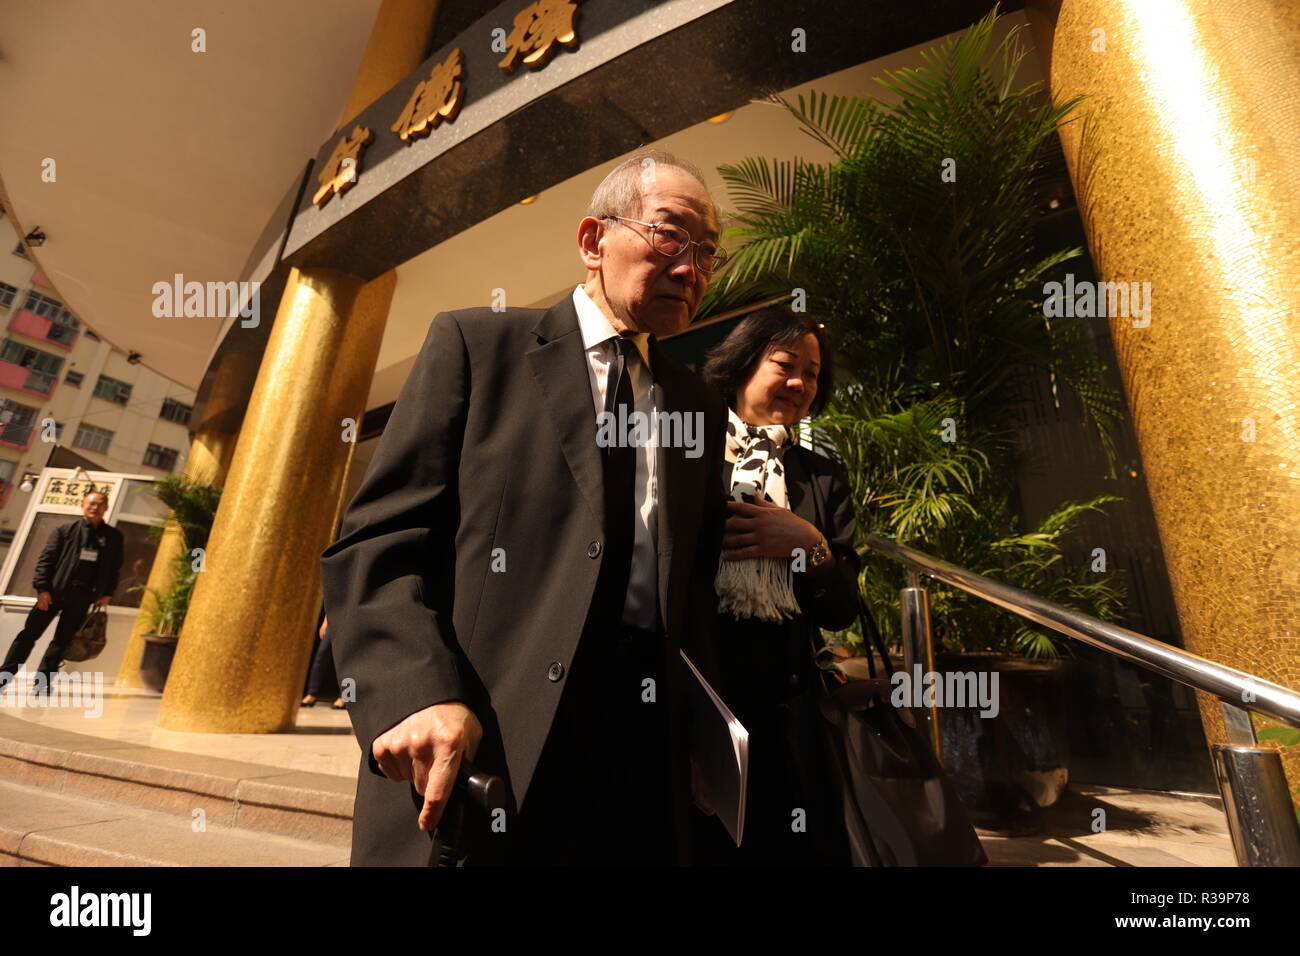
[320,294,726,866]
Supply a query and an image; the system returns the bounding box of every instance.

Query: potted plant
[129,475,220,691]
[702,7,1129,827]
[815,382,1124,825]
[134,569,195,692]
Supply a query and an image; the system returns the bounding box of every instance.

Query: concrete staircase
[0,712,353,866]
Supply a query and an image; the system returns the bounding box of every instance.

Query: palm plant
[135,570,195,638]
[702,6,1130,656]
[704,6,1122,469]
[815,383,1123,658]
[129,475,221,638]
[146,474,221,554]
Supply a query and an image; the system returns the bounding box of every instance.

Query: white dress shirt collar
[572,285,652,370]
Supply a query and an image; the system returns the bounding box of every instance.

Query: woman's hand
[722,495,824,562]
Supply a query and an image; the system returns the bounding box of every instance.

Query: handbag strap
[802,448,896,682]
[857,595,896,682]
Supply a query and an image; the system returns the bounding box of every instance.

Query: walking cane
[427,759,506,866]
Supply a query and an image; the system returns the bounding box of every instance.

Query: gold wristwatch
[809,536,831,570]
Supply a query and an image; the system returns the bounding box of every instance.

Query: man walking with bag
[0,489,122,692]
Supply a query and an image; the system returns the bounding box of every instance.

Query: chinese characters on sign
[499,0,581,73]
[392,49,466,143]
[311,0,582,207]
[41,478,118,508]
[312,125,375,207]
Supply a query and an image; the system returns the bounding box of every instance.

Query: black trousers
[304,630,340,698]
[466,623,675,866]
[0,584,96,684]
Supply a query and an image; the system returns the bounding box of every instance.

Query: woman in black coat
[696,306,861,866]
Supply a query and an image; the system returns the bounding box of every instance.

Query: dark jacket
[33,517,125,599]
[320,297,727,866]
[709,445,861,864]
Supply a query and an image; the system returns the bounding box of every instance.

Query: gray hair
[585,148,718,228]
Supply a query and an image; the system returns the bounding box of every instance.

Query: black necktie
[598,336,637,628]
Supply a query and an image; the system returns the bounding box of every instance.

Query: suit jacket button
[587,541,601,559]
[547,661,565,682]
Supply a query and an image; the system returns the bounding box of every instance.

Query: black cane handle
[455,759,506,812]
[427,759,506,867]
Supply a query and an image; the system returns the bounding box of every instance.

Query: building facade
[0,206,195,567]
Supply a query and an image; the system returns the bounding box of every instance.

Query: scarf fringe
[715,554,801,622]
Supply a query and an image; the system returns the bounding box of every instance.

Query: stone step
[0,713,353,851]
[0,779,348,866]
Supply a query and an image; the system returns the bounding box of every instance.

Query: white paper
[680,649,748,846]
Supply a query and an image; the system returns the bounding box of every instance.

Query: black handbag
[64,605,108,663]
[814,596,988,866]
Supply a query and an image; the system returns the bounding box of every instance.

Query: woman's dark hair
[700,305,835,418]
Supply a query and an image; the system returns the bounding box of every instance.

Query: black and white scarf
[715,408,801,621]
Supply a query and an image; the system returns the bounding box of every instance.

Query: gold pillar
[115,415,243,688]
[337,0,440,128]
[157,269,394,731]
[154,0,438,729]
[1041,0,1300,786]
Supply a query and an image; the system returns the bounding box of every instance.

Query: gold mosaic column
[114,521,185,689]
[157,269,394,731]
[115,408,242,688]
[155,0,436,730]
[1041,1,1300,787]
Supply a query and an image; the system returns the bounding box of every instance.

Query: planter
[139,633,178,692]
[897,652,1071,832]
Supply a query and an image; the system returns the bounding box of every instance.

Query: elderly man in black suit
[320,149,728,866]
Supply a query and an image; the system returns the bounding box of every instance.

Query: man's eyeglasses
[602,216,729,275]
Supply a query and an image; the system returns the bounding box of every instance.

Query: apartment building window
[93,374,132,405]
[0,530,13,546]
[73,423,113,455]
[0,339,63,393]
[159,397,192,426]
[143,443,179,471]
[0,282,16,308]
[0,399,39,446]
[21,290,77,327]
[65,370,84,387]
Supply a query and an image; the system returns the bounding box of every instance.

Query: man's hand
[36,592,52,611]
[93,595,111,608]
[371,701,483,832]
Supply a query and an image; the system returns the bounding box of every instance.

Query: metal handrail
[864,532,1300,866]
[864,533,1300,729]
